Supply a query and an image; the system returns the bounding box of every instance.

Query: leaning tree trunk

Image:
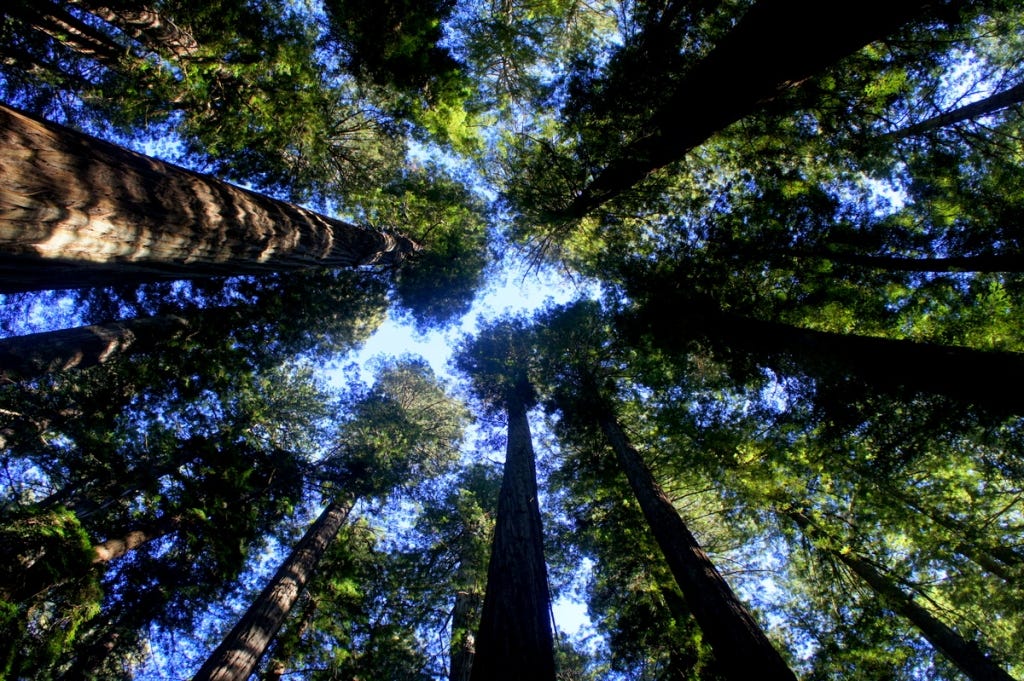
[561,0,937,219]
[191,498,353,681]
[889,80,1024,139]
[596,406,796,680]
[91,513,186,564]
[0,105,417,293]
[6,0,127,70]
[469,389,556,681]
[787,508,1017,681]
[67,0,201,61]
[0,314,191,382]
[628,296,1024,414]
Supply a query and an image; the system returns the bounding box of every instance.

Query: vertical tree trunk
[0,104,417,293]
[191,498,353,681]
[469,390,556,681]
[0,314,191,382]
[450,557,482,681]
[597,409,796,680]
[787,508,1016,681]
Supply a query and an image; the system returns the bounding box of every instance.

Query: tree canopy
[2,1,1024,679]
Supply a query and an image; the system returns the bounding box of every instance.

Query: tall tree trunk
[787,508,1016,681]
[469,390,556,681]
[0,314,191,382]
[6,0,127,70]
[890,81,1024,139]
[561,0,938,218]
[67,0,200,61]
[192,498,353,681]
[627,297,1024,414]
[596,407,796,680]
[0,104,417,293]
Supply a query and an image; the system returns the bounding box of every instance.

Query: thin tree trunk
[776,249,1024,273]
[0,104,417,293]
[192,498,353,681]
[597,409,796,680]
[36,441,204,519]
[0,314,191,382]
[261,593,318,681]
[787,508,1016,681]
[561,0,937,218]
[91,513,185,564]
[68,0,200,61]
[864,478,1023,582]
[450,546,483,681]
[469,389,556,681]
[890,81,1024,139]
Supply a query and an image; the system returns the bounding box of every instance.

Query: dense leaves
[2,0,1024,679]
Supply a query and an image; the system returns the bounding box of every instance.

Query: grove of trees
[1,0,1023,679]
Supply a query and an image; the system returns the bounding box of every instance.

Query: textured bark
[598,410,796,680]
[891,81,1024,138]
[192,498,353,681]
[562,0,936,218]
[0,104,418,293]
[91,513,185,564]
[68,0,200,60]
[788,509,1016,681]
[470,391,556,681]
[6,0,126,69]
[0,314,191,382]
[450,588,477,681]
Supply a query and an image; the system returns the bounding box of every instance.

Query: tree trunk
[787,508,1016,681]
[6,0,127,70]
[91,513,185,564]
[469,390,556,681]
[0,314,191,382]
[68,0,200,61]
[191,498,353,681]
[0,104,417,293]
[776,249,1024,273]
[450,546,483,681]
[627,297,1024,414]
[561,0,937,218]
[890,81,1024,139]
[597,409,796,680]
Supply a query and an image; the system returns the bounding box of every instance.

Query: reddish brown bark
[598,410,796,680]
[0,104,417,293]
[0,314,191,382]
[469,390,556,681]
[191,498,353,681]
[92,513,185,564]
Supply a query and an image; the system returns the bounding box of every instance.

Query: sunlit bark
[0,105,417,293]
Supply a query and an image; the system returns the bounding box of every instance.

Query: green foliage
[0,508,102,678]
[349,166,491,330]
